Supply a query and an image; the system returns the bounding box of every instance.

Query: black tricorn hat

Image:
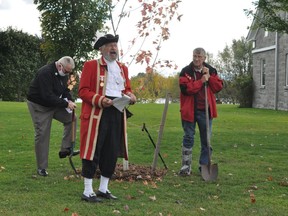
[94,34,119,50]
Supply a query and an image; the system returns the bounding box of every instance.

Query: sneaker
[59,149,80,158]
[81,193,102,203]
[37,169,48,177]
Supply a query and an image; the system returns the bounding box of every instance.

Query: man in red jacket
[78,34,136,202]
[179,47,223,176]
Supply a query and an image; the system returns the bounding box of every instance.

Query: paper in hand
[113,94,131,112]
[64,98,73,113]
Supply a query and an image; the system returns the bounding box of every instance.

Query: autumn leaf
[124,205,129,211]
[151,181,158,188]
[63,207,69,212]
[149,195,156,201]
[267,176,273,181]
[113,210,121,214]
[250,193,256,203]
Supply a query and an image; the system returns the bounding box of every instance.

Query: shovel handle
[71,109,76,142]
[204,83,212,165]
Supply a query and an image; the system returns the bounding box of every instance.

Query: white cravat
[105,59,124,97]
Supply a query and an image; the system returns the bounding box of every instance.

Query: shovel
[69,109,79,174]
[201,82,218,181]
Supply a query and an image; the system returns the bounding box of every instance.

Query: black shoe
[96,190,118,200]
[81,193,102,203]
[59,149,80,158]
[37,169,48,176]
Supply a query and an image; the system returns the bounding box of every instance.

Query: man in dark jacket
[27,56,79,176]
[179,48,223,176]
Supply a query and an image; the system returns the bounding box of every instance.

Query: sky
[0,0,256,77]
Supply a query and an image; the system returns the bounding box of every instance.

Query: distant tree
[214,37,253,107]
[130,72,179,102]
[0,27,46,101]
[245,0,288,34]
[34,0,110,69]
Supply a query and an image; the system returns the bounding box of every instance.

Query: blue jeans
[182,110,212,165]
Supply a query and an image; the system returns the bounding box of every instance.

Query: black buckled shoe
[96,190,118,200]
[37,169,48,177]
[59,149,80,158]
[81,193,102,203]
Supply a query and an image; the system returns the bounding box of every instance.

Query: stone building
[246,11,288,111]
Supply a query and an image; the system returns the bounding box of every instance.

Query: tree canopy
[246,0,288,34]
[34,0,110,70]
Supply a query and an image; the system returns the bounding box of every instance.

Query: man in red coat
[78,34,136,202]
[179,47,223,176]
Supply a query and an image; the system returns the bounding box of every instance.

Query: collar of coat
[185,62,217,77]
[98,56,124,68]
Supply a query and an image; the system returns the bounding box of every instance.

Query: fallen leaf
[123,205,129,211]
[138,190,144,194]
[113,210,121,214]
[63,207,69,212]
[250,193,256,203]
[126,195,136,200]
[250,185,258,190]
[149,195,156,201]
[267,176,273,181]
[151,181,158,188]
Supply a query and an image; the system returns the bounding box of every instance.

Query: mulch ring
[95,163,168,182]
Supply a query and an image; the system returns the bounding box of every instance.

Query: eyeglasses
[60,63,73,74]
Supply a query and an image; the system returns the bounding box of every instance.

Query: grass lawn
[0,101,287,216]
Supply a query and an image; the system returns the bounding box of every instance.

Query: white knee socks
[98,175,109,193]
[83,178,94,196]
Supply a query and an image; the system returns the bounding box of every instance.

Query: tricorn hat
[94,34,119,50]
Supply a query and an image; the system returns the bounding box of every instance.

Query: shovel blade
[201,163,218,181]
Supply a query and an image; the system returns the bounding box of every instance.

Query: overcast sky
[0,0,256,77]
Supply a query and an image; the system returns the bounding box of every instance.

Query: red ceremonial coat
[78,57,132,161]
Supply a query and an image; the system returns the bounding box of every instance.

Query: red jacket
[179,62,223,122]
[78,57,132,161]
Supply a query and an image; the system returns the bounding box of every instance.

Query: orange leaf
[250,193,256,203]
[267,176,273,181]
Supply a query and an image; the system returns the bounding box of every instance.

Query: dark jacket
[27,62,72,107]
[179,62,223,122]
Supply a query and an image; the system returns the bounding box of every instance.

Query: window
[261,59,266,86]
[285,54,288,86]
[252,40,256,49]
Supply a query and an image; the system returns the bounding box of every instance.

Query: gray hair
[193,47,206,57]
[58,56,75,69]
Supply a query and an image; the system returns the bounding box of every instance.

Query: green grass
[0,102,287,216]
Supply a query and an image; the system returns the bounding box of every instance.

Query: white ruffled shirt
[105,59,124,97]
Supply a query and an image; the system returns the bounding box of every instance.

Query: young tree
[106,0,182,73]
[0,27,46,101]
[245,0,288,34]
